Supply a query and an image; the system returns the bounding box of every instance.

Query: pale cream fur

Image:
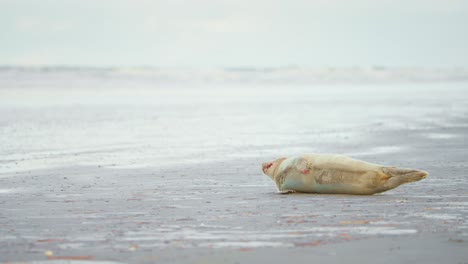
[262,154,428,195]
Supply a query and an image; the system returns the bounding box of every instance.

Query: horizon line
[1,64,467,70]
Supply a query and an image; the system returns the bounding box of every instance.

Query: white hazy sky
[1,0,467,67]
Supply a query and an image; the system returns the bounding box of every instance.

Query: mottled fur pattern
[262,154,428,195]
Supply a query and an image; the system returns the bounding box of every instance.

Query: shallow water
[1,69,467,174]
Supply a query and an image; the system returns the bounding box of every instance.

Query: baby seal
[262,154,428,195]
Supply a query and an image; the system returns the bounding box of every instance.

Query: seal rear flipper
[381,167,428,190]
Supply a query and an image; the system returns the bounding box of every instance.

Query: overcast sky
[1,0,467,67]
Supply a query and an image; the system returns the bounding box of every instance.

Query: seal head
[262,157,287,179]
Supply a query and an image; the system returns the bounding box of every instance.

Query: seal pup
[262,154,428,195]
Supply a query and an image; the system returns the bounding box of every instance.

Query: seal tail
[381,167,428,191]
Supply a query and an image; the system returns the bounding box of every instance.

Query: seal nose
[262,162,273,173]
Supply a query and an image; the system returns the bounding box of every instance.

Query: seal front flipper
[279,189,296,194]
[293,156,313,175]
[277,157,314,193]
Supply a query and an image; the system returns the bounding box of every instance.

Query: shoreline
[2,123,467,262]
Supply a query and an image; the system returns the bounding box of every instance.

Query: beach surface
[1,68,467,263]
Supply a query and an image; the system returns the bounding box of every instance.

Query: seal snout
[262,162,274,174]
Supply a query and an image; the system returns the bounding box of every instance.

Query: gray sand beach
[1,69,468,263]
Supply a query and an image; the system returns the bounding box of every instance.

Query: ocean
[1,66,467,174]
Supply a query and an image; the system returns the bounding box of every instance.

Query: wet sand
[1,75,468,263]
[2,124,468,263]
